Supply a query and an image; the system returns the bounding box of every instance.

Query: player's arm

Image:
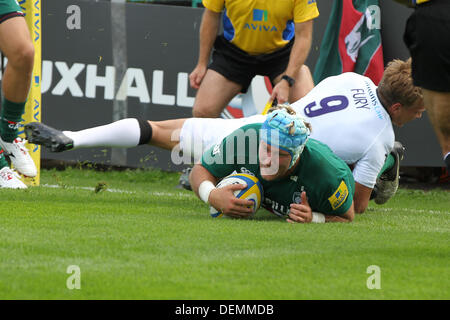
[287,191,354,223]
[193,126,256,217]
[324,203,354,223]
[352,142,390,213]
[189,8,221,89]
[190,163,218,200]
[284,21,313,81]
[271,20,313,104]
[353,182,373,214]
[190,164,254,218]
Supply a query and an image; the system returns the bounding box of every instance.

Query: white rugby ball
[209,173,263,218]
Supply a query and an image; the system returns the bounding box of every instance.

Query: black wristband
[281,75,295,87]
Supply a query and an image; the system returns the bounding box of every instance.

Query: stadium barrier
[38,0,443,170]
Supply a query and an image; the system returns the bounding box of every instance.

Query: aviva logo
[245,9,277,32]
[253,9,267,22]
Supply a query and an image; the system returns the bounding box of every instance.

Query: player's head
[378,58,426,127]
[259,107,311,180]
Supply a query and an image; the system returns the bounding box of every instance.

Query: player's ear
[388,102,402,118]
[388,102,402,114]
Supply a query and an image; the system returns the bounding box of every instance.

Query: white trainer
[0,136,37,177]
[0,167,27,189]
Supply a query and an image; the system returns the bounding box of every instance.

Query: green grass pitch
[0,167,448,299]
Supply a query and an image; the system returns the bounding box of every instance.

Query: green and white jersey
[201,123,355,217]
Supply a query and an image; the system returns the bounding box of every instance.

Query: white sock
[63,118,141,149]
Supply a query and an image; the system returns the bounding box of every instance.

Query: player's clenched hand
[287,191,312,223]
[209,184,254,218]
[189,64,207,89]
[270,80,290,105]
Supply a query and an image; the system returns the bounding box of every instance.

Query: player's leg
[0,16,34,103]
[422,89,450,172]
[403,0,450,171]
[26,115,262,154]
[0,12,30,187]
[179,116,264,161]
[177,115,266,190]
[0,14,36,177]
[291,65,315,101]
[192,36,253,118]
[147,118,187,150]
[192,69,242,118]
[25,118,183,152]
[177,116,236,190]
[373,142,405,205]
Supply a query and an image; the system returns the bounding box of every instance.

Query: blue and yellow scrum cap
[261,108,311,168]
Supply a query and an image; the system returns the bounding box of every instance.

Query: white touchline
[41,184,195,198]
[36,185,450,214]
[374,207,450,215]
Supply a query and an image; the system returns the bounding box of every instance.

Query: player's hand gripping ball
[210,173,263,218]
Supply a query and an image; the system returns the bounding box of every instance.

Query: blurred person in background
[189,0,319,118]
[0,0,37,188]
[396,0,450,173]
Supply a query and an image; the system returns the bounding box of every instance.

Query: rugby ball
[209,173,263,218]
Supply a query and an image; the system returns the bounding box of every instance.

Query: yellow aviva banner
[20,0,41,186]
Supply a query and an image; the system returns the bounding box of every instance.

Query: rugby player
[0,0,37,188]
[190,108,355,223]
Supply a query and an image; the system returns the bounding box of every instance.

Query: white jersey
[291,73,394,188]
[180,73,394,188]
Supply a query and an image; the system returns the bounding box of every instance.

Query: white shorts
[179,115,266,162]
